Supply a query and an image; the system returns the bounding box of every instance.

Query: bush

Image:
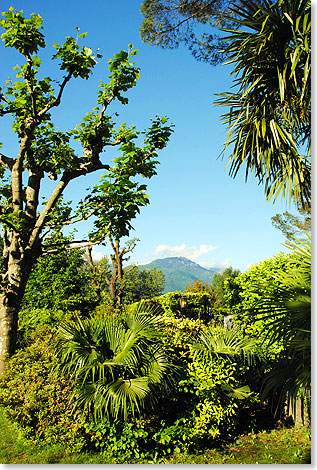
[145,291,216,323]
[17,308,73,345]
[0,329,87,451]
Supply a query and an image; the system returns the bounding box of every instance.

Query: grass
[0,409,310,464]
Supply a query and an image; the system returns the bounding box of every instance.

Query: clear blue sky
[1,0,299,272]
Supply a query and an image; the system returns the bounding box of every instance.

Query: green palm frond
[55,304,175,421]
[215,0,311,206]
[221,383,252,400]
[250,237,311,415]
[194,325,258,365]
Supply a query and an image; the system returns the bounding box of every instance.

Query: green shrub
[18,307,73,344]
[0,329,87,451]
[151,349,259,453]
[84,418,151,461]
[138,291,216,323]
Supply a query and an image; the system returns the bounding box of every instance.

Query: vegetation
[56,303,175,421]
[0,4,311,466]
[272,200,311,242]
[140,0,238,64]
[215,0,310,206]
[122,266,165,304]
[0,406,310,464]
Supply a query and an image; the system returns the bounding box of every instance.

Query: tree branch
[151,1,217,38]
[38,71,73,117]
[42,236,107,255]
[0,152,14,171]
[25,54,38,119]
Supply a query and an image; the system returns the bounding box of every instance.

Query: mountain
[137,257,223,293]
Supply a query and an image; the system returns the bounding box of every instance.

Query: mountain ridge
[136,256,223,293]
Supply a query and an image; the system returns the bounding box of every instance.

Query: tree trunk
[0,295,19,375]
[0,237,36,374]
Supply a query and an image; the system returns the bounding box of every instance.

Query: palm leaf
[55,303,175,421]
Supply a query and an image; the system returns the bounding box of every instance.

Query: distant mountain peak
[137,256,222,293]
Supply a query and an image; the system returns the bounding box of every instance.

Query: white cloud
[153,243,218,261]
[91,249,106,262]
[215,258,231,268]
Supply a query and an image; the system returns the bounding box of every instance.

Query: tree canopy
[140,0,233,64]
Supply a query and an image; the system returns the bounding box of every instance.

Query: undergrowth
[0,408,310,464]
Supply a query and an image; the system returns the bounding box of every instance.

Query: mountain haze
[137,257,222,293]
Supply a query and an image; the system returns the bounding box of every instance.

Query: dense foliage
[56,304,175,421]
[0,301,276,460]
[0,329,87,451]
[21,248,95,314]
[122,266,165,304]
[223,238,311,417]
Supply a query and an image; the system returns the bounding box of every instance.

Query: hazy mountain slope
[137,257,222,293]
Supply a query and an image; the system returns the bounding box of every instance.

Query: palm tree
[215,0,311,206]
[254,236,311,418]
[56,302,175,421]
[193,325,258,398]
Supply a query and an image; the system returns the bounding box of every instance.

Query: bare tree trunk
[0,254,33,374]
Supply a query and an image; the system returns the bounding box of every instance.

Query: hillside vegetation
[137,257,222,292]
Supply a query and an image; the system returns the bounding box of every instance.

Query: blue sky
[1,0,299,272]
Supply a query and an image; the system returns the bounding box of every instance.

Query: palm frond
[55,303,175,421]
[194,325,258,365]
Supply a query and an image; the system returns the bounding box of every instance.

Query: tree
[21,243,95,314]
[122,266,165,304]
[212,267,240,312]
[81,114,174,309]
[140,0,234,64]
[0,9,173,372]
[85,239,140,308]
[271,201,311,242]
[215,0,311,206]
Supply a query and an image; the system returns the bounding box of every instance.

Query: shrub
[143,291,216,323]
[0,329,87,451]
[17,308,73,345]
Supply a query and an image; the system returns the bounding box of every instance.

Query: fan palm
[194,324,258,365]
[253,236,311,417]
[56,302,175,421]
[215,0,311,206]
[193,325,258,398]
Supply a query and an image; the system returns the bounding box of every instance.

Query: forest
[0,0,311,465]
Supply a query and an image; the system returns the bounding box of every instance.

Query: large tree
[0,9,173,372]
[81,113,172,308]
